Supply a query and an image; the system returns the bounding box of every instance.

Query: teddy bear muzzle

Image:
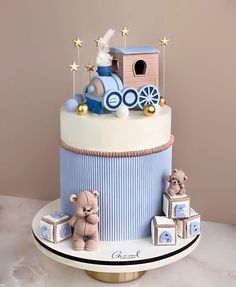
[81,207,94,216]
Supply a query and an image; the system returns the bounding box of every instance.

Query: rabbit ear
[102,29,115,44]
[91,190,99,198]
[70,194,77,202]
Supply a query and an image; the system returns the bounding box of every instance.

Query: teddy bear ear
[91,190,99,198]
[70,194,77,202]
[184,175,188,180]
[173,169,178,173]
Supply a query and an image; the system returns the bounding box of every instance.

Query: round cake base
[87,271,145,283]
[32,200,200,283]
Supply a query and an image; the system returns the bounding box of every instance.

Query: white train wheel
[103,90,123,111]
[138,85,160,109]
[122,88,139,109]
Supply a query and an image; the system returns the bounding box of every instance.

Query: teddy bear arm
[69,216,77,227]
[179,188,186,195]
[87,214,99,224]
[167,187,177,196]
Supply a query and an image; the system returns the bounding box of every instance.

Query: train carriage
[83,47,161,115]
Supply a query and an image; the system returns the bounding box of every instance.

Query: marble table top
[0,195,235,287]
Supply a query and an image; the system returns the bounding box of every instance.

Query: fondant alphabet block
[151,216,176,246]
[40,211,72,243]
[175,208,201,239]
[162,192,190,219]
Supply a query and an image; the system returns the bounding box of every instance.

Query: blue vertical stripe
[60,147,172,241]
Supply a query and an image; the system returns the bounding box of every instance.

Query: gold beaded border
[60,135,174,158]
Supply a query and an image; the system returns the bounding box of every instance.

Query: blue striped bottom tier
[60,147,172,241]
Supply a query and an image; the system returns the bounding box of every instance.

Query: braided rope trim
[60,135,174,158]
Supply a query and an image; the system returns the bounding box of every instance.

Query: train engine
[83,47,160,115]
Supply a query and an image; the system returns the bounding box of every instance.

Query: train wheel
[138,85,160,109]
[122,88,139,109]
[103,90,122,111]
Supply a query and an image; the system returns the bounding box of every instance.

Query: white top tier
[60,106,171,152]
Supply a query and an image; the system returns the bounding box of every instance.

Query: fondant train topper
[66,29,162,116]
[69,191,99,251]
[166,169,188,196]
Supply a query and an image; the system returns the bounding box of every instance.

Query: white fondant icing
[162,194,168,216]
[153,216,175,225]
[190,208,198,217]
[60,105,171,152]
[175,219,184,237]
[151,220,154,244]
[43,214,69,223]
[169,193,188,199]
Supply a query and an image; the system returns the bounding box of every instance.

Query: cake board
[32,199,200,283]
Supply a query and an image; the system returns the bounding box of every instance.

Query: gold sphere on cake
[143,104,156,116]
[77,103,88,115]
[159,96,166,106]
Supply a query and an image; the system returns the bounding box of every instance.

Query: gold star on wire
[160,37,170,46]
[85,63,95,72]
[95,37,102,47]
[120,27,130,36]
[69,61,79,72]
[73,37,83,47]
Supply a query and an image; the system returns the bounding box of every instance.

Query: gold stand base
[87,271,146,283]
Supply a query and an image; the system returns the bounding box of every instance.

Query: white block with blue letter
[151,216,176,246]
[175,208,201,239]
[40,211,72,243]
[163,192,190,219]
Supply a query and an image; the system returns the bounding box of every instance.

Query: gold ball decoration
[143,104,156,117]
[159,96,166,106]
[77,103,88,115]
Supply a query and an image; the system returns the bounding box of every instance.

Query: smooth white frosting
[60,105,171,152]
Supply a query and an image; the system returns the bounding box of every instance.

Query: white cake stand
[32,200,200,283]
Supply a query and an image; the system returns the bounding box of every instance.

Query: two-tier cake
[39,29,200,252]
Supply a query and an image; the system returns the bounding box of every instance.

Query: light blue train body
[83,47,161,115]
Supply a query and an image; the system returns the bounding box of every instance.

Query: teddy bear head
[70,191,99,217]
[168,169,188,186]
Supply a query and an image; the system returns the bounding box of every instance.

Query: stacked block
[40,211,72,243]
[162,192,190,219]
[175,208,201,238]
[151,192,201,246]
[151,216,176,246]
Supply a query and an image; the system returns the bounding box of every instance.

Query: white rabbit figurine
[96,29,114,67]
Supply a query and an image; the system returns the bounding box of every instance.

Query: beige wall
[0,0,235,225]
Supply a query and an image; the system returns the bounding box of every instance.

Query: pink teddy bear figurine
[166,169,188,196]
[69,190,99,251]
